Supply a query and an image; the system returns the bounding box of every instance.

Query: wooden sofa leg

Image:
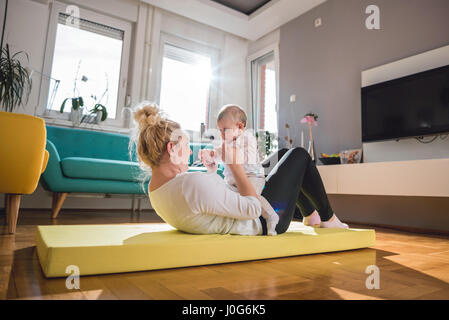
[4,194,10,226]
[52,192,68,219]
[7,194,21,234]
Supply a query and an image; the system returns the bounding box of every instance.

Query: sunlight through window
[159,44,212,132]
[49,14,124,119]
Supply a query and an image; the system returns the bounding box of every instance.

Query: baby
[200,104,279,236]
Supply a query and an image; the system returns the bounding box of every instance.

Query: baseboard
[343,220,449,237]
[18,208,156,213]
[3,209,448,236]
[293,217,449,236]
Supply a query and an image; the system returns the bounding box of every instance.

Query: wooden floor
[1,209,449,300]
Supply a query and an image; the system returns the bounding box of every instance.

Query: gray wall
[279,0,449,155]
[279,0,449,232]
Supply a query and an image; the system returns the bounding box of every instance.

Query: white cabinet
[317,158,449,197]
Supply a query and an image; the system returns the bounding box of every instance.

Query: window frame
[247,43,280,133]
[155,32,221,134]
[37,1,132,128]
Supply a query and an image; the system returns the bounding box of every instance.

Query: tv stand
[317,158,449,197]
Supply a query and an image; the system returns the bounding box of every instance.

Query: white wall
[248,28,280,56]
[219,35,248,121]
[0,0,249,210]
[1,0,51,117]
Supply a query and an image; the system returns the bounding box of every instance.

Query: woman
[133,104,348,236]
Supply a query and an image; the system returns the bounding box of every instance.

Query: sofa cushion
[46,126,135,162]
[61,157,144,182]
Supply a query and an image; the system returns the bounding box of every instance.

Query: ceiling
[142,0,327,41]
[210,0,272,15]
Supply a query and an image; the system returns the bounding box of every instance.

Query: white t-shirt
[149,171,264,236]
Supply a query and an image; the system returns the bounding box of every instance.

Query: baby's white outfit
[216,130,279,236]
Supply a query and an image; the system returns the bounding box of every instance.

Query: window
[156,34,219,133]
[39,2,131,126]
[249,47,279,159]
[159,44,212,132]
[49,14,123,119]
[251,51,278,134]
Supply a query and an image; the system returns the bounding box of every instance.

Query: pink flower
[301,115,318,126]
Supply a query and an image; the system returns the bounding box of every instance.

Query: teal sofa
[41,126,221,218]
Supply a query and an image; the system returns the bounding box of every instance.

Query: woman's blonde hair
[131,103,181,170]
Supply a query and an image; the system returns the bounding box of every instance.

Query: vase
[307,139,317,164]
[122,107,132,128]
[70,107,83,127]
[95,110,103,124]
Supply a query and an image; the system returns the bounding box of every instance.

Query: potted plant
[0,44,32,112]
[59,63,111,126]
[80,103,108,125]
[60,96,84,125]
[1,0,32,112]
[59,62,89,126]
[81,76,109,125]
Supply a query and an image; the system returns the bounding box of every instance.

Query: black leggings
[260,147,334,235]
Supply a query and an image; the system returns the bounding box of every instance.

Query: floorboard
[1,209,448,300]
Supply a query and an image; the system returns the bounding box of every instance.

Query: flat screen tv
[361,64,449,142]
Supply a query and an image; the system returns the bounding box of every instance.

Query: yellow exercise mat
[35,221,376,278]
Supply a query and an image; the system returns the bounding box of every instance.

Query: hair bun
[134,104,162,129]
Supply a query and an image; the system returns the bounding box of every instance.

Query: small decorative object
[284,123,293,149]
[256,130,278,160]
[301,130,304,148]
[200,122,205,137]
[122,94,132,128]
[122,107,132,128]
[301,112,318,163]
[340,148,362,164]
[319,152,341,165]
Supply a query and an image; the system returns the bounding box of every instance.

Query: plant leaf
[60,98,69,113]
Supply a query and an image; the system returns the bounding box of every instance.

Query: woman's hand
[199,149,218,173]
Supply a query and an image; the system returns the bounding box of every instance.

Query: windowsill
[43,117,133,135]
